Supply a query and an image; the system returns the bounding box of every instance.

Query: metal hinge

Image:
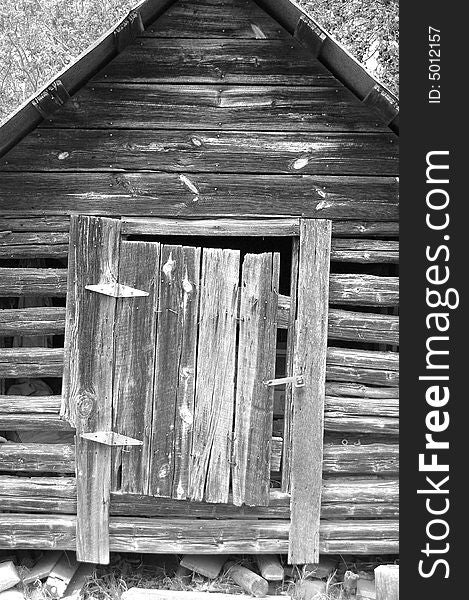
[80,431,143,446]
[264,375,305,388]
[85,283,149,298]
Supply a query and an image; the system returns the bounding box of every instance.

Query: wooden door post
[289,219,332,564]
[62,215,121,564]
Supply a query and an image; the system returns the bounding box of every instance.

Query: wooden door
[62,215,331,565]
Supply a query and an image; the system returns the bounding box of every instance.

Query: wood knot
[77,394,94,417]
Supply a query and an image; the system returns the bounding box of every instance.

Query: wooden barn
[0,0,399,566]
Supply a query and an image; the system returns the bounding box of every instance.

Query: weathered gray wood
[0,395,61,413]
[326,348,399,387]
[226,562,269,597]
[0,245,68,259]
[322,477,399,504]
[149,245,201,499]
[290,219,332,564]
[0,441,398,476]
[325,382,399,399]
[0,216,69,232]
[0,173,398,221]
[330,239,398,263]
[256,555,284,581]
[0,299,396,344]
[277,298,399,344]
[0,307,66,336]
[0,476,399,518]
[328,348,399,373]
[112,241,160,495]
[233,252,279,507]
[328,309,398,345]
[323,443,399,474]
[332,221,398,238]
[0,561,20,593]
[42,84,390,132]
[326,396,398,417]
[62,215,121,564]
[278,276,399,313]
[324,415,398,435]
[61,563,96,599]
[0,269,67,297]
[147,0,288,39]
[281,237,299,493]
[1,131,398,177]
[270,437,283,472]
[123,218,299,237]
[0,444,75,472]
[123,593,284,600]
[375,565,399,600]
[97,39,334,85]
[122,489,290,520]
[0,413,72,431]
[0,348,63,377]
[329,274,399,306]
[0,514,398,553]
[0,476,75,497]
[190,249,239,503]
[122,219,399,238]
[21,551,62,584]
[44,552,79,598]
[179,555,226,579]
[0,231,69,258]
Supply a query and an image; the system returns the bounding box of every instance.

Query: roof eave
[254,0,399,134]
[0,0,178,158]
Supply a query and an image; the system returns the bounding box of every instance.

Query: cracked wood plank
[40,84,388,132]
[0,130,398,176]
[97,39,335,85]
[148,245,201,499]
[0,173,398,221]
[189,248,239,503]
[112,241,160,495]
[232,252,279,506]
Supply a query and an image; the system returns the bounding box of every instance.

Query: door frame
[62,215,332,564]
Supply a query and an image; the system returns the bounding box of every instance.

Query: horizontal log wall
[0,476,398,519]
[0,513,398,554]
[0,346,398,384]
[0,442,398,475]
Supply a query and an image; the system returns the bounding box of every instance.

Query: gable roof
[0,0,398,158]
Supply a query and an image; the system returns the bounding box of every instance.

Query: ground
[12,552,390,599]
[0,0,399,124]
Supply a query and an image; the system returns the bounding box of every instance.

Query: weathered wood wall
[0,0,398,555]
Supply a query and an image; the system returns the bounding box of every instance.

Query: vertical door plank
[149,245,201,499]
[112,241,160,495]
[62,215,121,564]
[289,219,332,565]
[232,252,279,507]
[281,237,300,493]
[189,248,240,503]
